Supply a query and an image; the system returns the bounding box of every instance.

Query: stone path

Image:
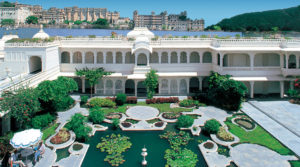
[120,120,167,131]
[242,102,300,157]
[126,106,159,120]
[230,144,297,167]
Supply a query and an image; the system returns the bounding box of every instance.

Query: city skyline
[5,0,300,26]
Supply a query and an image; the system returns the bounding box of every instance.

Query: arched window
[161,52,168,64]
[179,79,187,94]
[171,52,178,63]
[161,79,169,94]
[190,52,200,63]
[106,79,113,95]
[203,52,212,63]
[97,52,103,64]
[96,79,104,94]
[125,52,135,64]
[180,52,187,63]
[289,54,296,69]
[73,52,82,64]
[106,52,113,64]
[115,80,122,94]
[170,79,178,94]
[116,52,123,64]
[150,52,159,63]
[85,52,94,64]
[61,52,70,63]
[189,77,199,93]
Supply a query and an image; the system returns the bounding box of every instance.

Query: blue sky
[11,0,300,26]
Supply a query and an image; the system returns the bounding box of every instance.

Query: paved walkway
[126,106,159,121]
[230,144,297,167]
[242,102,300,157]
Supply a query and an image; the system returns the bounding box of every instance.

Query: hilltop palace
[0,27,300,99]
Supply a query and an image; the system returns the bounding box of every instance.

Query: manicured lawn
[290,161,300,167]
[101,102,192,115]
[225,116,293,155]
[42,123,59,141]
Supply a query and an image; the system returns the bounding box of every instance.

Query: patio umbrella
[10,129,43,148]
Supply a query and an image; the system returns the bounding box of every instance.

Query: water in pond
[56,146,70,162]
[81,123,209,167]
[0,28,242,38]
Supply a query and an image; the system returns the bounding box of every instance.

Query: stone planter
[69,142,85,155]
[201,140,218,153]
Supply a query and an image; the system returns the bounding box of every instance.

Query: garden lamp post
[141,146,148,166]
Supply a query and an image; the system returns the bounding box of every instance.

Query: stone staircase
[133,66,151,74]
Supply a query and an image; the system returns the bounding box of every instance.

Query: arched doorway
[137,81,147,97]
[189,77,199,93]
[137,53,147,66]
[29,56,42,74]
[125,80,135,95]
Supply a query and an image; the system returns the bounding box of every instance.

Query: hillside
[206,6,300,32]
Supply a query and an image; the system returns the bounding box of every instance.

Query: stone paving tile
[126,106,159,120]
[230,144,297,167]
[242,102,300,157]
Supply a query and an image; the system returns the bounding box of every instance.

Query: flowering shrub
[106,96,137,104]
[145,97,179,104]
[216,127,234,141]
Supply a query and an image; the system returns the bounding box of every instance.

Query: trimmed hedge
[89,107,104,124]
[31,113,55,129]
[81,95,89,105]
[115,93,127,106]
[176,115,194,128]
[106,96,137,104]
[204,119,221,134]
[146,97,179,104]
[89,98,116,108]
[179,99,200,107]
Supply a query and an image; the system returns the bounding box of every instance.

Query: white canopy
[10,129,43,148]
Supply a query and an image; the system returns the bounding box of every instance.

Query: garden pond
[57,123,210,167]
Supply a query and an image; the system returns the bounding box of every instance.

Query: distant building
[115,17,131,29]
[134,10,204,31]
[0,6,32,25]
[40,7,65,24]
[133,10,168,30]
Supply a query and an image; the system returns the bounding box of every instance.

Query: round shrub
[81,95,89,105]
[31,113,55,129]
[89,98,116,108]
[53,95,74,111]
[204,119,221,134]
[89,107,104,124]
[115,93,127,106]
[112,118,120,129]
[176,115,194,128]
[179,99,200,108]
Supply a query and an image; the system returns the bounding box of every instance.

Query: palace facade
[0,27,300,99]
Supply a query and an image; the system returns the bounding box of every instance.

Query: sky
[10,0,300,26]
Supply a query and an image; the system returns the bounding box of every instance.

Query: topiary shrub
[53,95,74,111]
[65,113,91,141]
[176,115,194,128]
[89,98,116,108]
[179,99,200,107]
[80,95,89,105]
[112,118,120,129]
[115,93,127,106]
[204,119,221,134]
[89,107,104,124]
[31,113,55,129]
[216,127,234,141]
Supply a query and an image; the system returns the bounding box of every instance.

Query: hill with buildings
[206,5,300,32]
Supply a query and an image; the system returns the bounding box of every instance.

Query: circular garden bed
[50,129,70,145]
[73,143,83,151]
[234,118,255,130]
[162,112,180,120]
[154,121,164,127]
[105,113,122,119]
[121,122,132,128]
[203,142,214,149]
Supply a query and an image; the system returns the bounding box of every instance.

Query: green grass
[125,119,139,124]
[225,116,293,155]
[101,102,192,115]
[147,118,160,123]
[42,123,59,141]
[290,161,300,167]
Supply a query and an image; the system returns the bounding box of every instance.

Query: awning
[231,76,292,81]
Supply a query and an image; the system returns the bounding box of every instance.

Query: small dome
[127,27,154,39]
[1,34,19,41]
[33,25,49,39]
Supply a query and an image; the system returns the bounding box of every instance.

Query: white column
[82,52,85,64]
[285,54,289,69]
[112,79,115,95]
[70,51,73,64]
[168,51,171,64]
[219,53,224,67]
[280,81,284,98]
[199,51,203,64]
[158,78,162,95]
[134,80,137,97]
[103,52,106,64]
[213,52,218,65]
[187,51,190,64]
[296,55,299,69]
[158,52,161,64]
[103,79,107,95]
[147,52,150,66]
[250,53,255,70]
[113,51,116,64]
[135,53,138,66]
[186,78,190,94]
[177,51,180,64]
[290,80,294,90]
[81,77,85,93]
[122,78,126,93]
[177,79,180,95]
[168,79,171,95]
[280,53,284,68]
[199,77,203,91]
[250,81,254,98]
[122,51,125,64]
[94,51,97,64]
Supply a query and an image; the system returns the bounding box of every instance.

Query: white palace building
[0,27,300,98]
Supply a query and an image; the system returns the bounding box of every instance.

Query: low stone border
[119,120,167,131]
[46,131,76,150]
[199,142,232,167]
[210,128,240,147]
[191,126,201,136]
[232,117,256,132]
[158,113,177,123]
[104,113,127,123]
[87,123,108,136]
[68,142,88,155]
[201,140,218,153]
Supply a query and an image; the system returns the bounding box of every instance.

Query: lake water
[0,28,241,38]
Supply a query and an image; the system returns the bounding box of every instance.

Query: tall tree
[75,67,112,97]
[144,69,158,99]
[1,19,15,26]
[26,16,38,24]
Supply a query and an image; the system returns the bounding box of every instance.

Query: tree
[0,1,15,7]
[92,18,109,29]
[0,87,41,129]
[26,16,38,24]
[1,19,15,26]
[89,107,104,124]
[213,25,222,31]
[74,20,82,25]
[144,70,158,99]
[75,67,112,97]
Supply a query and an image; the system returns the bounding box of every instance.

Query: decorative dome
[1,34,19,41]
[33,25,49,39]
[127,27,155,39]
